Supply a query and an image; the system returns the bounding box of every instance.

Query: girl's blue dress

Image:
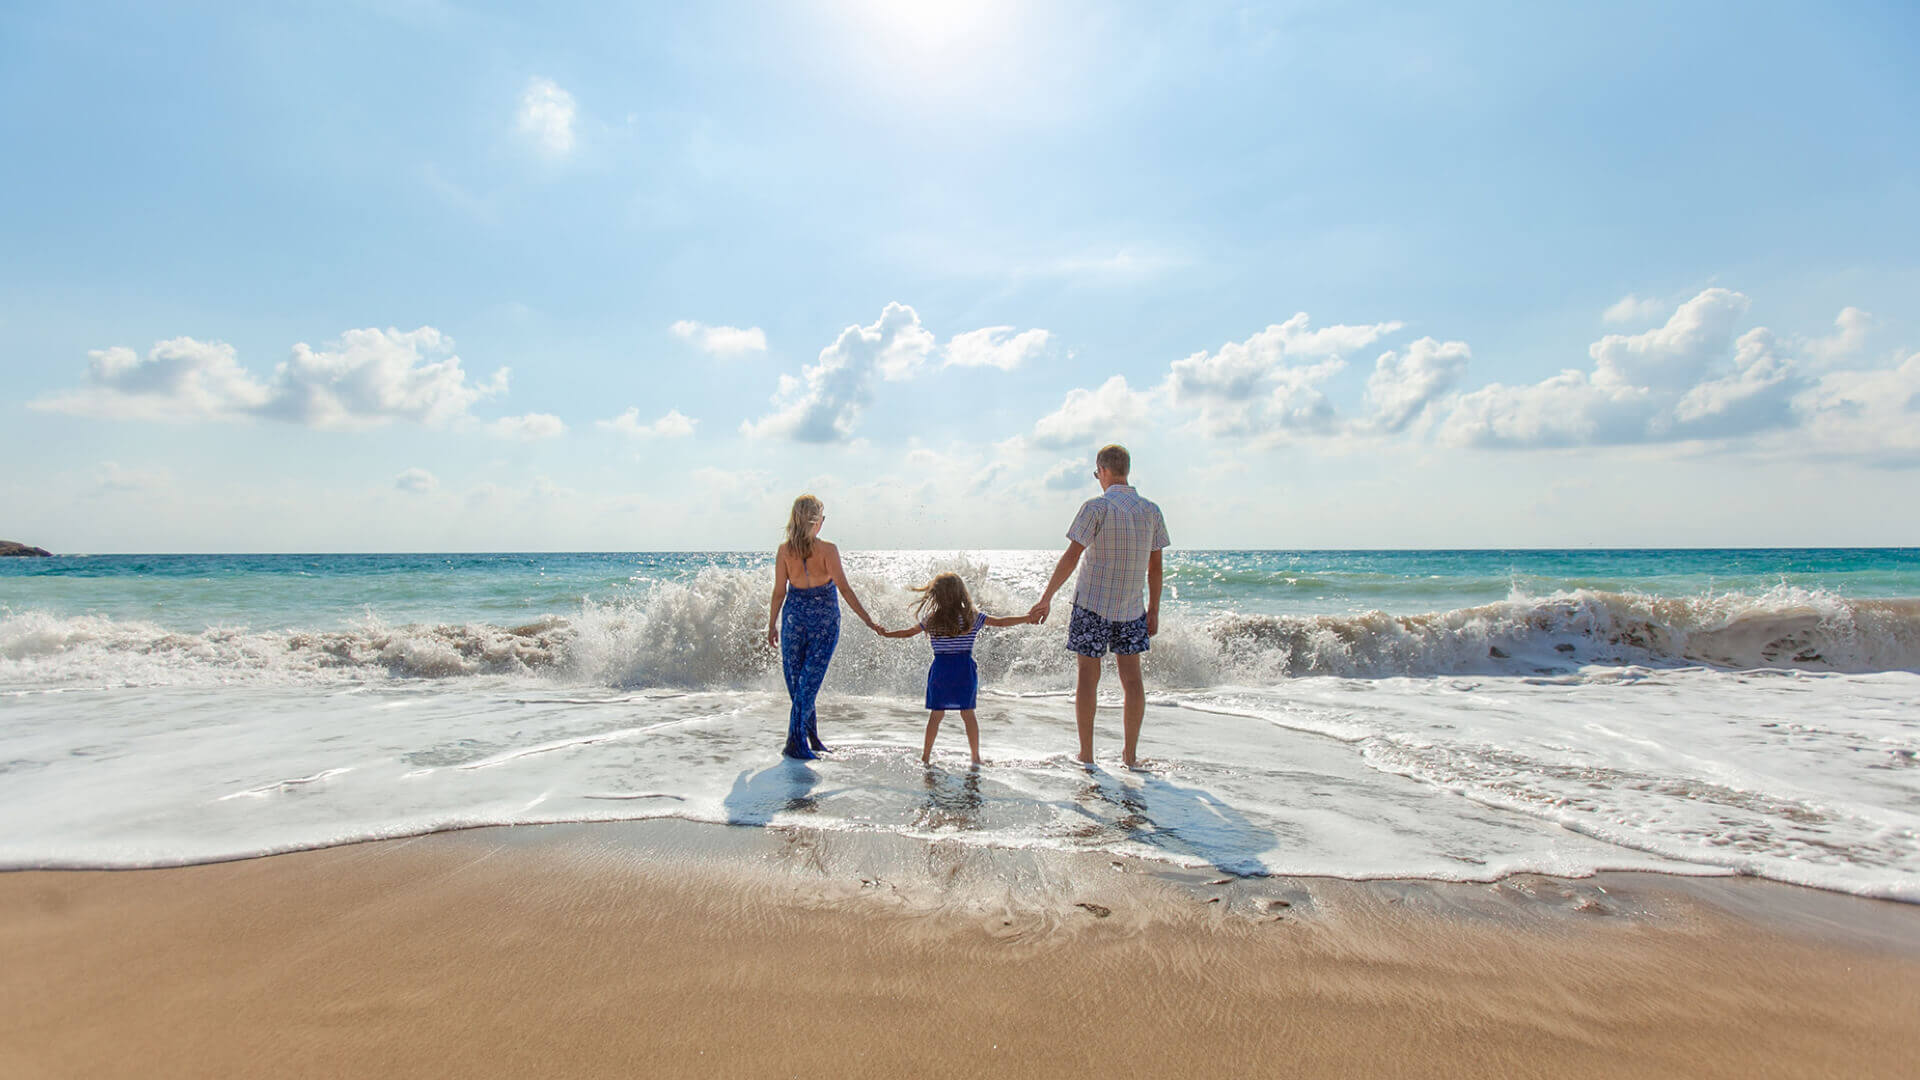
[924,611,986,711]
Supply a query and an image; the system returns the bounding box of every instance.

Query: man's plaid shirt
[1066,484,1170,621]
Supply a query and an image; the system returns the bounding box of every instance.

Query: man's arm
[1146,548,1163,636]
[1028,542,1085,624]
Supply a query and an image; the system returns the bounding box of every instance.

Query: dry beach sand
[3,820,1916,1079]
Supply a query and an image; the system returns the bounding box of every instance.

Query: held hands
[1027,597,1052,624]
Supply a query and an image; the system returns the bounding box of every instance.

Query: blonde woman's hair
[912,572,977,638]
[785,494,824,564]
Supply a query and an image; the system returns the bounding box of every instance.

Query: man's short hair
[1096,444,1130,477]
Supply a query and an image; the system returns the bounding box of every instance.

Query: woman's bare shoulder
[815,539,841,556]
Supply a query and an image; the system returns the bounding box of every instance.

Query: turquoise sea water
[5,548,1917,631]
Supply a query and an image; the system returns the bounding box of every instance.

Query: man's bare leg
[1116,652,1146,767]
[1074,654,1101,764]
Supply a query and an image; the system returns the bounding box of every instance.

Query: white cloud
[1163,313,1402,437]
[488,412,567,441]
[394,468,438,494]
[33,338,271,421]
[669,320,767,357]
[33,327,507,430]
[263,327,508,430]
[1031,375,1151,449]
[518,77,576,157]
[1589,287,1749,392]
[598,406,697,438]
[1802,306,1872,368]
[1365,337,1471,433]
[1438,288,1805,448]
[1670,328,1798,438]
[1793,348,1920,464]
[1439,369,1651,448]
[1603,294,1667,325]
[1041,459,1087,491]
[944,326,1050,370]
[742,302,934,442]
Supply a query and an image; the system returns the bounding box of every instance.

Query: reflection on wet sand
[914,767,984,831]
[1069,767,1274,876]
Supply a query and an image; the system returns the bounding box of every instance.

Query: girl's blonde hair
[912,572,977,638]
[785,494,824,563]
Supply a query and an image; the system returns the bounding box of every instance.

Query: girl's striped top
[923,611,988,655]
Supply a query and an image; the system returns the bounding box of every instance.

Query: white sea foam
[3,564,1916,900]
[4,574,1917,693]
[1,666,1915,900]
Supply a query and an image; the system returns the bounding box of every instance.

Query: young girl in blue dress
[877,572,1034,766]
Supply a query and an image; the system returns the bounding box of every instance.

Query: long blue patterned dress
[779,580,839,759]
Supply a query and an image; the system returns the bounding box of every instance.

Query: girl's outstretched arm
[876,624,924,640]
[981,614,1033,628]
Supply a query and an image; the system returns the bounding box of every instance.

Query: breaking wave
[4,568,1917,691]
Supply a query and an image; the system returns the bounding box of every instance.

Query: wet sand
[2,821,1916,1079]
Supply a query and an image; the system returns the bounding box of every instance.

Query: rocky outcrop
[0,541,52,557]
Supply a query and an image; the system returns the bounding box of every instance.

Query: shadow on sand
[1067,766,1273,876]
[722,758,833,826]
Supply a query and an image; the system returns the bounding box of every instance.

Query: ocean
[2,549,1916,900]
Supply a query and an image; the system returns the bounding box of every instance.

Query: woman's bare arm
[766,545,789,647]
[825,543,880,630]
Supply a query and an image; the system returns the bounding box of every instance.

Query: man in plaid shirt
[1029,444,1170,767]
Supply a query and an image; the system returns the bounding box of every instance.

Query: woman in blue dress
[764,494,882,759]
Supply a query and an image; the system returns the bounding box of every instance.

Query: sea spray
[5,576,1918,691]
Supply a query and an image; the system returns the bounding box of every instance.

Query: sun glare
[844,0,1009,61]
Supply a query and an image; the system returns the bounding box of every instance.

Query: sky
[3,0,1918,552]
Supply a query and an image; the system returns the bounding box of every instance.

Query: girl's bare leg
[921,710,944,763]
[960,710,981,766]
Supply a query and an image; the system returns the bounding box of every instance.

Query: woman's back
[782,539,835,589]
